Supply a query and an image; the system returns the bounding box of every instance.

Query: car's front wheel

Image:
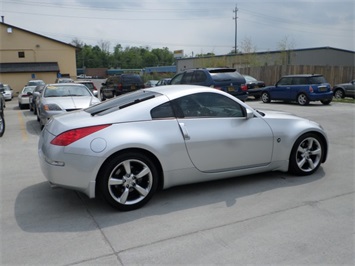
[98,152,159,211]
[261,92,271,103]
[289,133,325,175]
[297,93,309,105]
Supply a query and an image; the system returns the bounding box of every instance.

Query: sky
[1,0,354,57]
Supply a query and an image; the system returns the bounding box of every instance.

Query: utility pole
[233,4,238,54]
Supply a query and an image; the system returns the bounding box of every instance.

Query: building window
[18,52,25,58]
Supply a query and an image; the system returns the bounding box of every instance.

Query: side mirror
[246,108,254,119]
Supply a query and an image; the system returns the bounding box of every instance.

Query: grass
[332,97,355,104]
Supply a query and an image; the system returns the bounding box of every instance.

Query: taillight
[50,124,111,146]
[241,84,248,91]
[309,86,314,92]
[118,83,122,90]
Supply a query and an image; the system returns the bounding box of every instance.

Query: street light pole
[233,4,238,54]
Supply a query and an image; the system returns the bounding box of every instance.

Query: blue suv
[170,68,248,101]
[261,74,333,105]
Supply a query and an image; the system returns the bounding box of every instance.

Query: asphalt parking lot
[0,97,354,265]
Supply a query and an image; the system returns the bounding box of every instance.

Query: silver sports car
[38,85,328,211]
[37,83,101,128]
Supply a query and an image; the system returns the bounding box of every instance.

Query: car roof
[282,74,323,77]
[147,84,228,99]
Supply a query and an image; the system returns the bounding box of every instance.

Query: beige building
[0,22,77,94]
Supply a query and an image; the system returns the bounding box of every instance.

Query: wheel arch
[95,147,165,195]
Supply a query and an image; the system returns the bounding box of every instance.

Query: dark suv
[261,74,333,105]
[170,68,248,101]
[100,74,145,100]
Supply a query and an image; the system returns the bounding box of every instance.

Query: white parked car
[18,86,36,109]
[1,84,14,101]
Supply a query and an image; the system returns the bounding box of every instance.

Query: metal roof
[0,62,59,73]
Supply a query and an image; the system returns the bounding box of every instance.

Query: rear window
[309,76,327,84]
[210,72,244,82]
[85,90,160,115]
[121,75,143,84]
[81,83,94,90]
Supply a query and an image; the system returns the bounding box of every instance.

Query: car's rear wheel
[297,93,309,105]
[98,152,158,211]
[289,133,324,176]
[261,92,271,103]
[334,89,344,99]
[320,99,332,105]
[0,111,5,137]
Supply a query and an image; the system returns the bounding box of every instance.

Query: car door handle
[179,123,190,140]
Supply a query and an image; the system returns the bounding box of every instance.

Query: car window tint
[173,92,244,118]
[277,77,291,85]
[192,71,207,82]
[151,102,175,119]
[181,72,193,84]
[86,90,160,115]
[170,73,183,85]
[310,76,327,84]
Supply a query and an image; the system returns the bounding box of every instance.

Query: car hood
[259,109,301,119]
[256,109,323,131]
[44,96,100,109]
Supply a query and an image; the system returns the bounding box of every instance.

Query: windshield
[85,90,161,116]
[44,85,91,97]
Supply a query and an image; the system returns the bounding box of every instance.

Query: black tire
[261,92,271,103]
[321,99,332,105]
[297,93,309,106]
[19,102,24,110]
[98,152,159,211]
[333,89,344,99]
[0,111,5,137]
[289,133,325,176]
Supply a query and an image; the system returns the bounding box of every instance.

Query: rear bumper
[308,92,333,101]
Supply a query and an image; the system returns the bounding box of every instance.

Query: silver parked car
[332,80,355,99]
[37,83,101,128]
[38,85,328,211]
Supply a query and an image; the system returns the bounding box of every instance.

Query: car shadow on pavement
[14,168,325,233]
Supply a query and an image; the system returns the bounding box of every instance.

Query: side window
[192,71,207,83]
[277,77,291,86]
[291,77,300,85]
[173,92,245,118]
[170,73,184,85]
[181,72,193,84]
[151,102,175,119]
